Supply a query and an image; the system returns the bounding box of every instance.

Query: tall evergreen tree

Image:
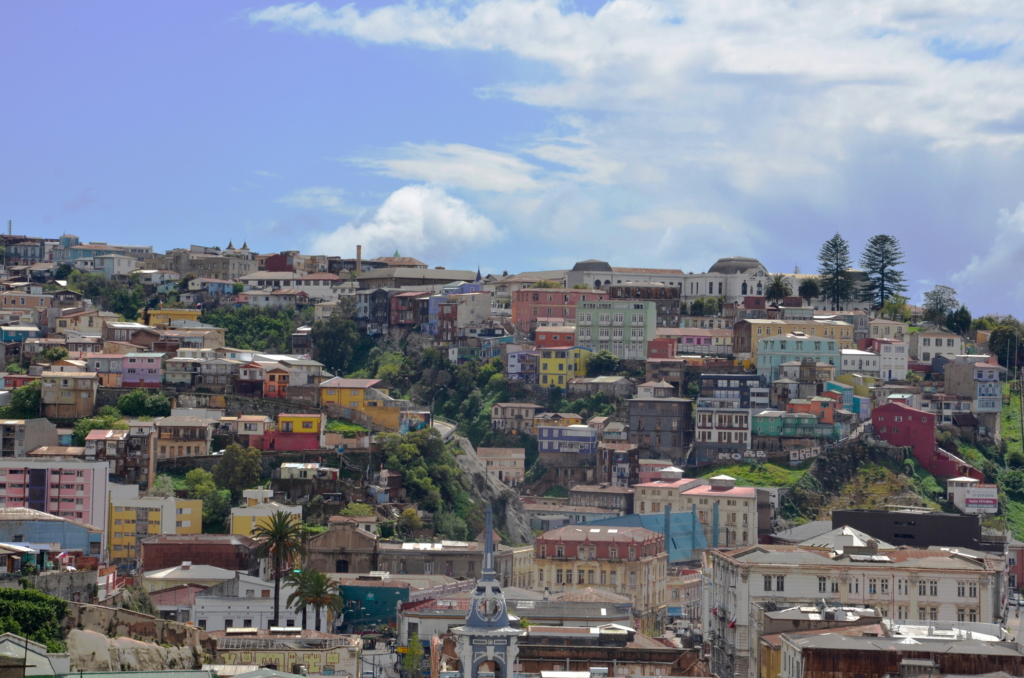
[817,233,854,310]
[860,234,907,308]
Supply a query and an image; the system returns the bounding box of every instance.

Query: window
[818,577,826,593]
[969,582,977,597]
[556,569,563,584]
[764,575,772,592]
[831,581,839,594]
[929,580,938,596]
[868,578,877,594]
[849,579,859,594]
[957,581,965,597]
[776,575,785,591]
[881,579,889,594]
[918,580,926,596]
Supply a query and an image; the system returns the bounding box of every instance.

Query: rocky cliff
[66,629,199,672]
[455,436,535,545]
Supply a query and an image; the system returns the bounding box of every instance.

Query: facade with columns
[703,544,1004,678]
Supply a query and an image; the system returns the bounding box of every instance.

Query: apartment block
[0,459,109,548]
[576,300,658,360]
[108,484,201,564]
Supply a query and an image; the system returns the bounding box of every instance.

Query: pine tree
[860,234,907,308]
[817,233,854,310]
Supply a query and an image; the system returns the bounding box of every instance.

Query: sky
[3,2,1024,315]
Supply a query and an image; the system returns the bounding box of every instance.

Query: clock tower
[453,504,522,678]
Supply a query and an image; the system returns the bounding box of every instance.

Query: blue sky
[4,2,1024,315]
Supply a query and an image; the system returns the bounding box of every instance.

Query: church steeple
[454,504,522,678]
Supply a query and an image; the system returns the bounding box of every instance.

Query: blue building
[0,507,102,565]
[537,424,597,455]
[0,326,41,343]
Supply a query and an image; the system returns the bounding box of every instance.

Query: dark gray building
[628,396,693,461]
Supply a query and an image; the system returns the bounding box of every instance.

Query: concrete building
[693,373,769,466]
[229,488,302,538]
[141,533,261,574]
[627,392,693,460]
[0,419,59,458]
[108,484,202,564]
[143,561,240,593]
[0,458,108,542]
[944,356,1005,415]
[511,287,607,334]
[490,402,546,435]
[477,447,526,484]
[705,541,1005,678]
[909,331,963,362]
[193,571,326,631]
[576,300,658,360]
[0,506,103,561]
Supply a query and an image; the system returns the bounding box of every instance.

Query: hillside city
[3,231,1024,678]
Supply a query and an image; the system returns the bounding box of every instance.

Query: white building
[909,332,963,362]
[704,541,1004,678]
[192,571,326,632]
[877,341,908,381]
[633,475,759,548]
[946,476,999,515]
[839,349,881,378]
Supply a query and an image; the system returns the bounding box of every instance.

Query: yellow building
[319,377,413,430]
[143,308,203,328]
[229,488,302,537]
[278,413,323,434]
[539,346,591,388]
[108,485,201,564]
[532,412,584,432]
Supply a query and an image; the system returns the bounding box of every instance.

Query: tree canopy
[310,301,364,376]
[797,277,820,305]
[117,389,171,417]
[212,444,262,502]
[923,285,959,324]
[764,274,792,305]
[859,234,907,308]
[817,233,854,310]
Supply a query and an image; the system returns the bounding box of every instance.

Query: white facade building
[704,542,1004,678]
[839,349,881,378]
[192,572,325,631]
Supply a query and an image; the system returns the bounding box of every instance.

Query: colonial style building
[532,524,668,628]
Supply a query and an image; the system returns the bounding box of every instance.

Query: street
[361,645,401,678]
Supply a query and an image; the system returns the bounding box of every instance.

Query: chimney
[356,245,362,274]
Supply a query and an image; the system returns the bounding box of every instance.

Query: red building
[1009,539,1024,593]
[263,367,290,399]
[646,337,676,359]
[511,288,607,334]
[535,326,577,349]
[872,402,980,480]
[390,292,429,326]
[3,374,38,390]
[438,301,458,343]
[140,533,260,574]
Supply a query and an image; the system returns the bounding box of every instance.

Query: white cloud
[254,170,281,178]
[252,1,1024,149]
[353,143,543,193]
[278,186,354,213]
[310,184,502,259]
[951,203,1024,309]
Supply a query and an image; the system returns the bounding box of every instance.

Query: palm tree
[307,571,345,632]
[253,510,307,628]
[764,274,792,306]
[798,277,820,306]
[286,568,315,630]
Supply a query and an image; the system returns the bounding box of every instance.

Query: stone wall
[0,569,97,602]
[95,388,321,418]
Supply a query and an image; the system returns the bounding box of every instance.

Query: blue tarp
[582,511,710,563]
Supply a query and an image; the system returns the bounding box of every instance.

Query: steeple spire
[482,503,495,580]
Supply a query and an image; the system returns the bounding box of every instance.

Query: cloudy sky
[3,2,1024,314]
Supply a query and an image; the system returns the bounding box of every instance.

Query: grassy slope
[1002,382,1024,539]
[699,462,810,488]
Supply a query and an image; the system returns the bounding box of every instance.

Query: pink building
[122,353,165,388]
[0,459,110,551]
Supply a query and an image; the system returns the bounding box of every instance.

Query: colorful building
[756,332,841,381]
[142,308,203,328]
[512,288,607,334]
[538,346,591,388]
[108,484,202,564]
[122,353,165,388]
[229,488,302,537]
[575,300,658,360]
